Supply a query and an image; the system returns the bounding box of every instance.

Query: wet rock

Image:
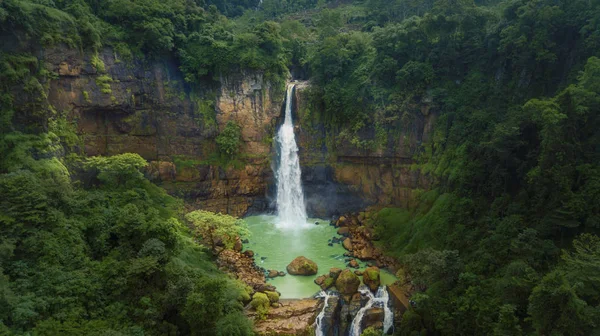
[336,216,347,227]
[328,243,333,246]
[329,267,342,280]
[243,250,255,258]
[337,227,350,236]
[319,295,341,336]
[315,221,319,225]
[335,269,360,295]
[340,292,363,335]
[343,238,353,251]
[363,307,384,330]
[242,239,250,244]
[287,256,318,276]
[348,259,359,268]
[315,275,327,286]
[363,266,381,292]
[278,271,286,277]
[355,245,374,260]
[354,270,364,276]
[268,270,279,278]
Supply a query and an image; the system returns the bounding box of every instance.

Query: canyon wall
[293,83,435,217]
[10,44,433,217]
[37,46,285,216]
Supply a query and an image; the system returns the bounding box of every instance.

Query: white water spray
[315,291,333,336]
[349,286,394,336]
[275,84,307,229]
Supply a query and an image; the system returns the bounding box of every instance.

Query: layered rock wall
[36,45,286,216]
[294,83,435,217]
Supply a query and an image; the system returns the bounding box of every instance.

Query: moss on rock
[265,290,280,303]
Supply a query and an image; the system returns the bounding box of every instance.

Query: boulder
[278,271,286,277]
[233,237,243,252]
[363,307,384,330]
[356,246,374,260]
[329,267,342,280]
[348,259,359,268]
[354,270,364,276]
[315,275,327,286]
[286,256,318,275]
[321,276,334,290]
[337,227,350,236]
[335,269,360,295]
[343,238,353,251]
[363,266,381,292]
[336,216,347,227]
[243,250,254,258]
[268,270,279,278]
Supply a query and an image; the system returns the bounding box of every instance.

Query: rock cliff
[36,45,285,216]
[294,82,435,217]
[11,43,433,217]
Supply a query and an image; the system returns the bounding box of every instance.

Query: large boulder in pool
[335,269,360,295]
[286,256,318,275]
[363,266,381,292]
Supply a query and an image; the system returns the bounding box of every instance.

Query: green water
[244,215,397,298]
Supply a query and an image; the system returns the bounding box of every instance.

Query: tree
[185,210,248,254]
[216,121,242,158]
[86,153,148,188]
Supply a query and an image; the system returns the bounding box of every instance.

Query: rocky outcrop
[28,45,286,217]
[337,211,399,270]
[216,249,274,293]
[287,256,318,275]
[250,299,321,335]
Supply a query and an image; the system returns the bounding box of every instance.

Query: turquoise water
[244,215,396,298]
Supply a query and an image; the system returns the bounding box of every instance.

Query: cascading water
[349,286,394,336]
[315,291,333,336]
[274,83,307,228]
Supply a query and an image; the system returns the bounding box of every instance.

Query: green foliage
[264,290,280,303]
[250,292,270,320]
[86,153,148,188]
[216,121,242,158]
[185,210,249,253]
[0,129,251,335]
[360,326,380,336]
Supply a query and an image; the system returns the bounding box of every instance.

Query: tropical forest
[0,0,599,335]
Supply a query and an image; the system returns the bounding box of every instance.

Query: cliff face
[39,46,285,216]
[11,44,433,217]
[294,83,435,217]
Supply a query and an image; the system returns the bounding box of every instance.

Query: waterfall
[315,291,332,336]
[274,83,307,229]
[349,286,394,336]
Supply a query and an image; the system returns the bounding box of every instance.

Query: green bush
[216,121,242,158]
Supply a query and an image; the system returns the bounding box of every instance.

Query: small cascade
[274,83,307,229]
[314,291,332,336]
[380,287,394,334]
[349,286,394,336]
